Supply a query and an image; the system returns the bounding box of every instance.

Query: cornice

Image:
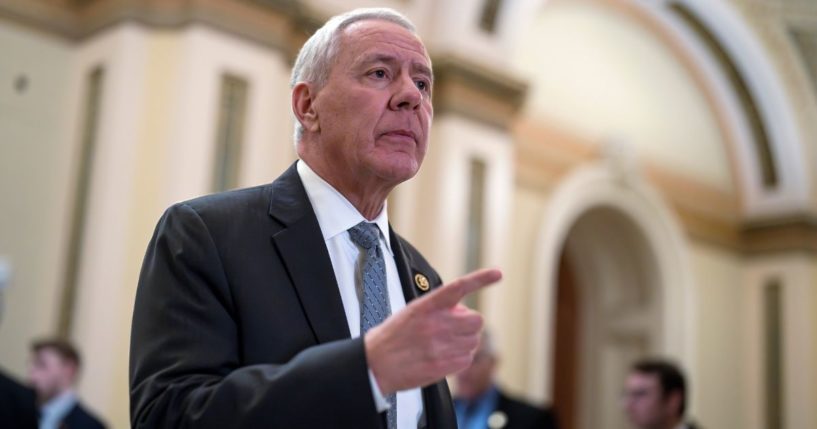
[513,119,817,255]
[0,0,309,56]
[431,53,528,130]
[741,214,817,255]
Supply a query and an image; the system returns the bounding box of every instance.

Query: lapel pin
[488,411,508,428]
[414,273,430,291]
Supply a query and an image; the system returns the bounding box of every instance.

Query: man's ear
[666,390,683,418]
[292,82,320,133]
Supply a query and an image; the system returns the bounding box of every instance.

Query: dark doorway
[551,250,580,429]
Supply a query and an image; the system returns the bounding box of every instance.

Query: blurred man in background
[623,359,700,429]
[28,339,106,429]
[454,331,557,429]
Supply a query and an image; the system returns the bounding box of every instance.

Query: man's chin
[372,160,421,184]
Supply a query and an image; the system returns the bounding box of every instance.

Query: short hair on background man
[288,7,419,144]
[31,338,82,368]
[631,358,687,416]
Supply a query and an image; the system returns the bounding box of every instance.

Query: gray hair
[289,8,418,145]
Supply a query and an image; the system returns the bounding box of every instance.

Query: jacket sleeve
[129,203,380,429]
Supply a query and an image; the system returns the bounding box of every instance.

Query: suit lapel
[389,227,433,305]
[390,227,450,429]
[268,163,351,344]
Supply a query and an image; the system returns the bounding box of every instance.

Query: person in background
[454,331,558,429]
[623,359,701,429]
[27,339,106,429]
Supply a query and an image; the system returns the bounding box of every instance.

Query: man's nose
[390,74,422,110]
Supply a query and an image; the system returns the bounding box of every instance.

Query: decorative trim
[0,0,305,55]
[431,53,528,130]
[513,120,817,255]
[595,0,747,211]
[513,119,599,191]
[742,215,817,255]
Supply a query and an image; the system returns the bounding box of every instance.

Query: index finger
[420,268,502,311]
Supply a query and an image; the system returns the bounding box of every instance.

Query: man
[130,7,501,429]
[453,332,557,429]
[27,339,106,429]
[623,359,701,429]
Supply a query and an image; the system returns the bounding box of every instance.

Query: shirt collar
[297,160,392,252]
[41,390,77,419]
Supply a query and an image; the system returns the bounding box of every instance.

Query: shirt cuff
[368,368,391,412]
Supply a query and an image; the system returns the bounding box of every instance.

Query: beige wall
[511,1,733,192]
[741,252,817,429]
[0,20,76,377]
[685,242,817,429]
[687,241,747,428]
[70,25,294,427]
[0,19,296,427]
[494,184,550,397]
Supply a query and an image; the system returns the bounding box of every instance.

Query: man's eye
[416,80,428,91]
[372,70,387,79]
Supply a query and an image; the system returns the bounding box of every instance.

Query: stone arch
[526,159,694,421]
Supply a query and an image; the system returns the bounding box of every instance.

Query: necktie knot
[348,221,380,250]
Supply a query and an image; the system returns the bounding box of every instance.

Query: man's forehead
[340,19,430,63]
[628,372,660,387]
[34,349,58,360]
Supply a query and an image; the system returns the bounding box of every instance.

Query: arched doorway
[526,161,693,428]
[551,205,662,429]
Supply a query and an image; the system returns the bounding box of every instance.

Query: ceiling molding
[741,214,817,255]
[0,0,310,55]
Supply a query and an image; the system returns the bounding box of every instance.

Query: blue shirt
[39,390,77,429]
[454,386,500,429]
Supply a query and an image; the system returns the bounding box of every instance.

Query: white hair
[289,8,418,145]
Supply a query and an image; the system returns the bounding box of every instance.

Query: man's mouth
[381,129,417,141]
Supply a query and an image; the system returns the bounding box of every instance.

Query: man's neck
[40,389,77,411]
[649,417,684,429]
[298,156,393,220]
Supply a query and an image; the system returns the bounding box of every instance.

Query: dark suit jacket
[495,390,558,429]
[63,402,107,429]
[0,368,38,429]
[130,163,456,428]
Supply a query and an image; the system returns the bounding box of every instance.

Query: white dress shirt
[39,390,77,429]
[297,160,424,429]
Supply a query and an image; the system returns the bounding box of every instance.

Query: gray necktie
[348,221,397,429]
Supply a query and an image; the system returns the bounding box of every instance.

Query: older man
[130,7,501,429]
[453,332,557,429]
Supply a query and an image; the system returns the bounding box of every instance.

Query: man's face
[622,372,679,429]
[453,351,496,400]
[308,19,433,188]
[27,349,75,403]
